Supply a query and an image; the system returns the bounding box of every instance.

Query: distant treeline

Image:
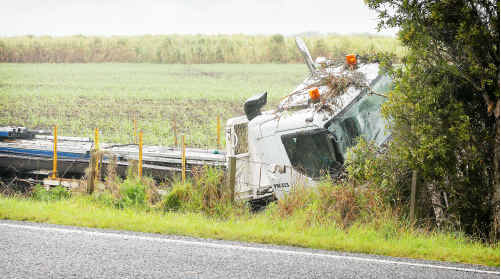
[0,34,404,64]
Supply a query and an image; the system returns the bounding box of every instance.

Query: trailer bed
[0,137,226,179]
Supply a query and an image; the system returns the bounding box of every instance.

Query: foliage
[0,34,405,64]
[32,185,71,201]
[345,139,409,206]
[276,179,385,229]
[1,195,498,266]
[160,166,240,218]
[365,0,499,238]
[161,182,191,211]
[116,178,147,209]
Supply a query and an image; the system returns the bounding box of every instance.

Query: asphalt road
[0,220,498,279]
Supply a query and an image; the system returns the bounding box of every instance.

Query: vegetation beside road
[0,167,498,267]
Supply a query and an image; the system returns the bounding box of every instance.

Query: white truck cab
[226,38,393,201]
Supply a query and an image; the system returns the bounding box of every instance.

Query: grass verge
[0,195,498,267]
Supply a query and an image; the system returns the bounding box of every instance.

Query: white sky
[1,0,397,37]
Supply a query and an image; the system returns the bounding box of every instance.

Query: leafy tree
[365,0,499,239]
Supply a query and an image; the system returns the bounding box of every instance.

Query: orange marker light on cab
[346,54,357,66]
[309,87,320,101]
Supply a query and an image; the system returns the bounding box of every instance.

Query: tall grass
[0,172,498,266]
[0,34,405,64]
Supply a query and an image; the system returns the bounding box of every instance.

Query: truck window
[326,74,392,160]
[281,129,341,178]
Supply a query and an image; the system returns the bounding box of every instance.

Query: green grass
[0,195,498,267]
[0,63,308,147]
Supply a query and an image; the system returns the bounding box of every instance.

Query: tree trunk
[427,181,445,228]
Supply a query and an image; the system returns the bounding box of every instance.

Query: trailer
[0,131,225,180]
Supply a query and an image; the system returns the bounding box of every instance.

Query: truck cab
[226,38,393,201]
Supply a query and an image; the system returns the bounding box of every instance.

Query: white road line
[0,222,499,275]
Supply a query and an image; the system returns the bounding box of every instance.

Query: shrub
[191,166,234,217]
[273,178,385,229]
[32,185,71,201]
[311,180,384,228]
[345,138,409,207]
[116,178,146,208]
[276,185,312,218]
[160,166,245,218]
[161,182,191,212]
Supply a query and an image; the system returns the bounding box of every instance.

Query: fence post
[410,170,417,223]
[227,155,236,202]
[216,115,221,149]
[52,125,58,179]
[181,134,186,183]
[87,150,96,194]
[138,131,143,178]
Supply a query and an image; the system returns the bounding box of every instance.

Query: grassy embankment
[0,195,498,267]
[0,173,498,267]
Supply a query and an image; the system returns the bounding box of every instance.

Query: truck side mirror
[244,92,267,121]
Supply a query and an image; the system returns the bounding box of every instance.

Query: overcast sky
[1,0,397,37]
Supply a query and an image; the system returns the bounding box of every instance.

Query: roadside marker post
[410,170,417,223]
[94,128,100,182]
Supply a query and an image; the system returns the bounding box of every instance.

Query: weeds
[275,178,385,229]
[160,166,244,219]
[32,185,71,202]
[161,181,191,211]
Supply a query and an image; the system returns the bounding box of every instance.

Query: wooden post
[216,115,221,149]
[133,117,137,144]
[181,134,186,183]
[227,155,236,202]
[410,170,417,223]
[173,119,178,147]
[52,125,58,179]
[138,131,143,178]
[87,149,96,194]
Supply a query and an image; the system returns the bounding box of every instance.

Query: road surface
[0,220,498,278]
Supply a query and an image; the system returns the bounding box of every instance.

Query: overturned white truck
[225,38,393,202]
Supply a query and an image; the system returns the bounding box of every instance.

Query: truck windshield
[281,129,342,178]
[326,74,392,160]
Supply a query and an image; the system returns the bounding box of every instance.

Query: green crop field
[0,63,308,147]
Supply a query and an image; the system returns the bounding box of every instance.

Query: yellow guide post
[217,115,221,149]
[182,134,186,183]
[52,125,58,179]
[139,131,143,177]
[94,128,100,181]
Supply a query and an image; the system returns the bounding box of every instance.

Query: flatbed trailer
[0,135,226,180]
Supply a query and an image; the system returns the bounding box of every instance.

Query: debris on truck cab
[225,37,393,201]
